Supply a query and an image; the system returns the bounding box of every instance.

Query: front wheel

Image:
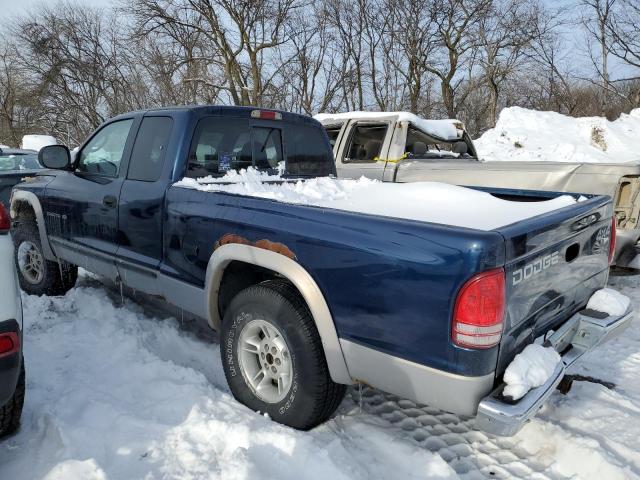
[13,219,77,296]
[220,280,346,430]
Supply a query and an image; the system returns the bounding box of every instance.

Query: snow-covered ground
[475,107,640,163]
[1,270,639,479]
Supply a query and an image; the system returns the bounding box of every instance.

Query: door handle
[103,195,118,208]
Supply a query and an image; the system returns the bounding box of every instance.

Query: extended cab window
[77,119,134,176]
[405,126,473,159]
[324,125,342,148]
[344,124,387,163]
[128,117,173,182]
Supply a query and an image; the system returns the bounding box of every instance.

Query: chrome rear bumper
[475,307,634,436]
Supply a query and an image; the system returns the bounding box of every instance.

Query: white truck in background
[315,111,640,268]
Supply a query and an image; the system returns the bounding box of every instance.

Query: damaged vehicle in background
[316,111,640,269]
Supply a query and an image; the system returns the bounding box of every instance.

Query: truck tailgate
[493,194,613,376]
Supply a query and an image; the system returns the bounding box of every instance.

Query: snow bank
[475,107,640,163]
[21,134,57,152]
[587,288,631,316]
[175,168,578,231]
[0,144,9,149]
[314,111,464,141]
[0,274,456,480]
[503,344,561,400]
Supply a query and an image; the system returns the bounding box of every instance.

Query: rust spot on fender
[215,233,297,260]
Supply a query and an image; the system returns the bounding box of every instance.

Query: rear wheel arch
[205,244,353,385]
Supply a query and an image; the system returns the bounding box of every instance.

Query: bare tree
[607,0,640,81]
[476,0,542,126]
[580,0,617,115]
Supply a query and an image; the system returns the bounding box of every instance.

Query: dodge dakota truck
[315,111,640,268]
[9,105,632,435]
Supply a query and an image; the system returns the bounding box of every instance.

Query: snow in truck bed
[174,169,578,231]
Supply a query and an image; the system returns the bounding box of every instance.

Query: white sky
[0,0,633,80]
[0,0,113,19]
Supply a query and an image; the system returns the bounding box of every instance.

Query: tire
[0,357,25,438]
[12,216,77,296]
[220,280,346,430]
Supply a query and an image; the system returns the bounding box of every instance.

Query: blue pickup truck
[9,106,632,435]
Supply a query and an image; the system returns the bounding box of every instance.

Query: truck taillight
[0,203,10,233]
[452,268,505,349]
[609,217,616,264]
[0,332,19,358]
[251,109,282,121]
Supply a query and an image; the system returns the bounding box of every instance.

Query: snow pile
[0,275,456,480]
[503,344,562,400]
[175,168,578,231]
[314,111,464,141]
[475,107,640,163]
[0,144,9,149]
[21,135,57,152]
[587,288,631,316]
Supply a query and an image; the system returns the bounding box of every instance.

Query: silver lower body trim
[476,308,634,436]
[340,339,495,416]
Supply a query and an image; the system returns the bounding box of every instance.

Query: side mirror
[39,145,71,170]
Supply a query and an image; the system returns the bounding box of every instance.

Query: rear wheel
[220,280,346,430]
[13,216,77,296]
[0,357,25,438]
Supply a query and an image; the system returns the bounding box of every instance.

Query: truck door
[43,117,137,279]
[117,116,174,279]
[335,121,389,180]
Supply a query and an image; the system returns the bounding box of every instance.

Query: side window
[343,124,387,163]
[324,125,342,148]
[405,125,471,159]
[127,117,173,182]
[77,119,134,176]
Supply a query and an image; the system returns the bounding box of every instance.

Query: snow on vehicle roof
[475,106,640,164]
[313,111,465,141]
[21,135,57,152]
[175,168,577,231]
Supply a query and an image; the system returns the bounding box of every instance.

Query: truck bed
[166,177,613,384]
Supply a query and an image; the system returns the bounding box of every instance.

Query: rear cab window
[185,116,334,179]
